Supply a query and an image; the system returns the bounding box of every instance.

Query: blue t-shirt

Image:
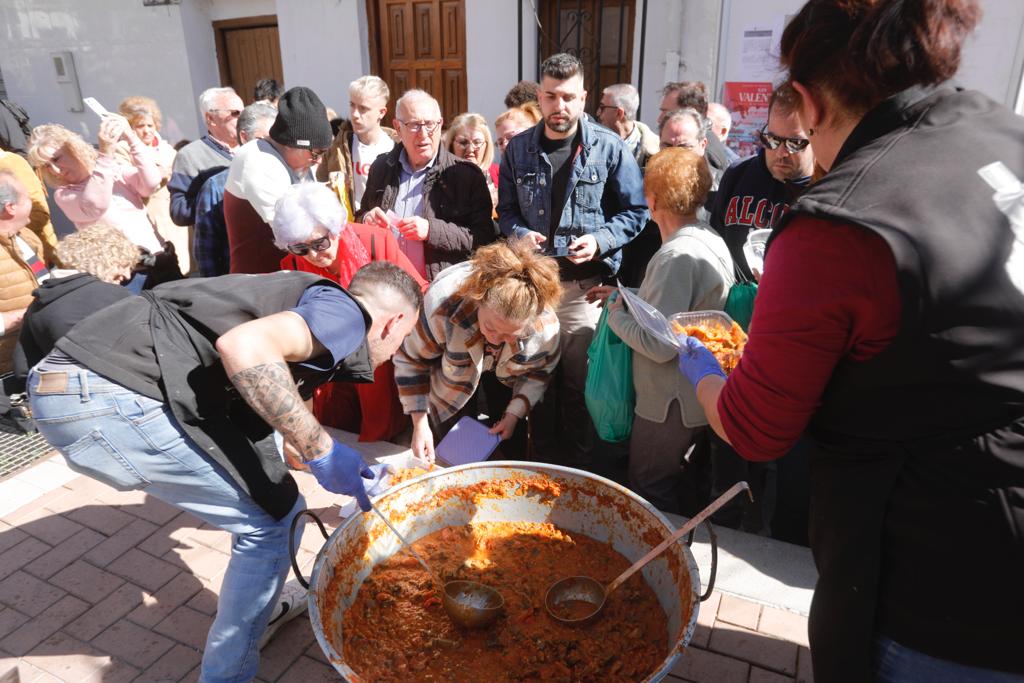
[289,285,367,372]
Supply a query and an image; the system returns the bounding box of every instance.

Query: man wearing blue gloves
[27,262,421,683]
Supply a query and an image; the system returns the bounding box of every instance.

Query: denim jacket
[496,117,649,275]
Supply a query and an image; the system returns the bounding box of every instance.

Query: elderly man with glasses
[168,87,244,228]
[224,87,333,274]
[357,89,495,281]
[596,83,660,172]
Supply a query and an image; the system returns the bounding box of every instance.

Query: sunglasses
[286,234,332,255]
[211,109,242,118]
[759,130,810,154]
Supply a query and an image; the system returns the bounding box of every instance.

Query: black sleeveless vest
[59,272,374,519]
[772,87,1024,679]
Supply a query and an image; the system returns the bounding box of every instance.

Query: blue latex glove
[362,463,390,493]
[307,440,375,511]
[677,335,727,387]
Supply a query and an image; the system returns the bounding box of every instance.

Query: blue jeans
[28,365,305,683]
[873,636,1024,682]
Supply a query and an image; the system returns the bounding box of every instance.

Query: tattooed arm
[216,311,333,462]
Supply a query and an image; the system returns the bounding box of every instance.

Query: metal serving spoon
[371,504,505,629]
[544,482,752,625]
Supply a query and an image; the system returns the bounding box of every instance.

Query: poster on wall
[739,28,778,82]
[722,82,772,159]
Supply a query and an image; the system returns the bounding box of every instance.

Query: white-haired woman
[272,182,426,443]
[444,113,499,209]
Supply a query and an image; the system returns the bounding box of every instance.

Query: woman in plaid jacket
[394,239,562,462]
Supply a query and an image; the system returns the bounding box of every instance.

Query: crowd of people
[0,0,1021,681]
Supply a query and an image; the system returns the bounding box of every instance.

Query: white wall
[207,0,275,22]
[178,1,220,140]
[957,1,1024,108]
[5,0,1017,157]
[465,0,537,129]
[714,0,1024,109]
[634,0,722,130]
[276,0,368,116]
[0,0,201,143]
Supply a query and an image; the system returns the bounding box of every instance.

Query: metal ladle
[370,504,505,629]
[545,481,752,625]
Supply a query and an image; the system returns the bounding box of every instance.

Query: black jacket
[12,273,132,390]
[775,86,1024,680]
[58,273,374,519]
[357,146,495,280]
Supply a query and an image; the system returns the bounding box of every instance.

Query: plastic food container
[669,310,743,335]
[742,229,772,274]
[669,311,748,373]
[336,451,434,519]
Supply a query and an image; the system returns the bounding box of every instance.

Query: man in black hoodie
[709,84,816,281]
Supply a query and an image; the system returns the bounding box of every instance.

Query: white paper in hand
[742,229,772,275]
[83,97,109,119]
[384,209,402,238]
[616,281,682,350]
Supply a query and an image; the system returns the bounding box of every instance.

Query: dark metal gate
[521,0,648,117]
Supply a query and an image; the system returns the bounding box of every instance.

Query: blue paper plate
[436,416,501,467]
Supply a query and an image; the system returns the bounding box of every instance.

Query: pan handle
[289,509,331,590]
[685,519,719,602]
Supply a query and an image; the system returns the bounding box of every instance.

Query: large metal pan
[289,462,718,681]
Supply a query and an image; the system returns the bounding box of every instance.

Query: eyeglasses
[286,234,332,255]
[398,119,442,134]
[595,103,616,115]
[497,129,527,148]
[660,140,697,151]
[759,129,810,154]
[454,137,486,150]
[210,109,242,118]
[307,148,327,162]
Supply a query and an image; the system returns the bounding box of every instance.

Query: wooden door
[368,0,468,122]
[213,16,284,104]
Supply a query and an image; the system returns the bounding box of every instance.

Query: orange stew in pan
[342,522,669,681]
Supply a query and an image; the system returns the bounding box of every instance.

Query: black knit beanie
[269,87,333,149]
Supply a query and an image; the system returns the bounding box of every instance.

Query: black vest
[773,87,1024,679]
[59,272,374,519]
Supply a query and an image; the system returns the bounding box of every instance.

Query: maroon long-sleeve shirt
[718,216,902,461]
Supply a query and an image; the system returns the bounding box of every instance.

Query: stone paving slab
[0,453,812,682]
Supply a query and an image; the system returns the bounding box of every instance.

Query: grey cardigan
[607,223,735,426]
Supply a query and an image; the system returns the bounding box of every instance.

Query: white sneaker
[259,579,309,649]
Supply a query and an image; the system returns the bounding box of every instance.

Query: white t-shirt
[225,139,310,223]
[350,134,394,210]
